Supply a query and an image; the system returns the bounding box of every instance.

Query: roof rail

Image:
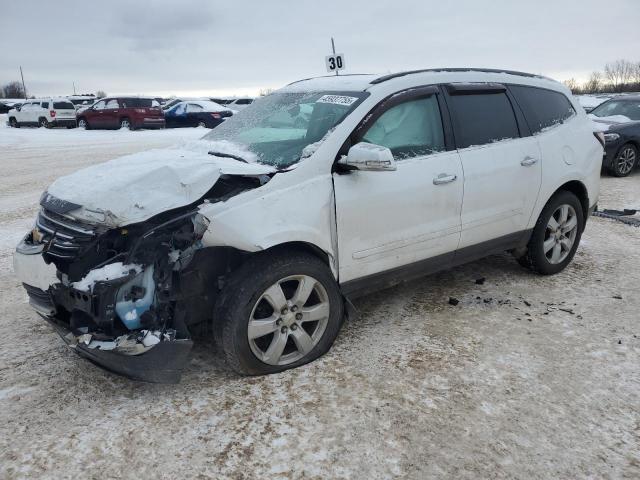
[370,68,551,85]
[286,73,375,86]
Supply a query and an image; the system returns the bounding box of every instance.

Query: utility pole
[331,37,338,76]
[73,82,76,95]
[19,66,27,100]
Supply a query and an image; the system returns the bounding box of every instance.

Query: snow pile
[72,262,141,292]
[588,113,633,124]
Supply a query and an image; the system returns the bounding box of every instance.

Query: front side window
[202,91,368,168]
[93,100,106,110]
[449,92,519,148]
[361,96,445,159]
[510,85,576,133]
[590,99,640,121]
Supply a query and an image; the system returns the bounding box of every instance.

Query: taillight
[593,131,605,148]
[211,113,221,119]
[50,110,56,118]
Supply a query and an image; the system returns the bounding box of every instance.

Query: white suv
[8,98,77,128]
[13,68,602,382]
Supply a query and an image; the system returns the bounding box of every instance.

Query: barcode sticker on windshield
[316,95,359,106]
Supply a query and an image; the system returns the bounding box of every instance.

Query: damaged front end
[14,204,213,383]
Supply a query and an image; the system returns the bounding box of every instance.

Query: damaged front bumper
[14,236,195,383]
[43,314,193,383]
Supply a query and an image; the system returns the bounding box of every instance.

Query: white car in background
[225,97,254,110]
[13,68,601,382]
[8,98,77,128]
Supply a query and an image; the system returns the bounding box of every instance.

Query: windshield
[202,91,368,168]
[591,99,640,121]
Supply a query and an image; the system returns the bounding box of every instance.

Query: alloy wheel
[78,119,87,129]
[616,147,636,175]
[544,204,578,264]
[248,275,330,366]
[121,119,130,129]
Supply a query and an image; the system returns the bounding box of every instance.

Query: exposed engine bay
[16,173,270,383]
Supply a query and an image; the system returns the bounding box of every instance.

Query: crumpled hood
[46,143,276,226]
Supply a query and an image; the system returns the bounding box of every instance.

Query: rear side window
[105,99,119,109]
[186,103,204,113]
[53,102,74,109]
[449,92,519,148]
[41,102,49,109]
[362,96,445,159]
[510,86,575,134]
[121,98,153,108]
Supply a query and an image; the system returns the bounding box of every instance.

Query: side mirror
[338,142,396,171]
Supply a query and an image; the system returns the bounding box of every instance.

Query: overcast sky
[1,0,639,97]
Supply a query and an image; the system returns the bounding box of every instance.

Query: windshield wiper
[208,151,249,163]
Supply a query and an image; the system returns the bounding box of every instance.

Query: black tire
[214,249,344,375]
[119,117,132,130]
[39,117,50,128]
[609,143,637,177]
[517,190,585,275]
[197,121,206,128]
[78,118,89,130]
[9,117,18,128]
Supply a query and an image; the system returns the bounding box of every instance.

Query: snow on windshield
[201,91,368,168]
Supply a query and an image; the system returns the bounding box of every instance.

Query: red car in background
[77,97,165,130]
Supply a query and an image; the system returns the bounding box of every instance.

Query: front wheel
[39,118,50,128]
[78,118,89,130]
[9,117,18,128]
[215,250,344,375]
[609,144,637,177]
[119,118,132,130]
[517,190,584,275]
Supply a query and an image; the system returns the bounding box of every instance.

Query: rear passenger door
[444,84,542,253]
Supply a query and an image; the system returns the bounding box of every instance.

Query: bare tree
[604,59,635,91]
[563,78,580,94]
[95,90,107,98]
[258,88,274,97]
[634,62,640,85]
[2,81,26,99]
[583,71,603,94]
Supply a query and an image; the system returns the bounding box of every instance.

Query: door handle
[521,156,539,167]
[433,173,457,185]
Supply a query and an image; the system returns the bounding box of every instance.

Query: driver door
[333,87,464,294]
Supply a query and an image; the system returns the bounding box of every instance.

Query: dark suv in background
[77,97,165,130]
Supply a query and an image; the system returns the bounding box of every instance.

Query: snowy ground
[1,122,639,479]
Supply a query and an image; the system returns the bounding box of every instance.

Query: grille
[36,209,96,260]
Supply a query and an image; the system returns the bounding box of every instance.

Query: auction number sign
[325,54,345,73]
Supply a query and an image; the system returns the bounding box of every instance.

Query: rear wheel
[197,121,206,128]
[39,117,50,128]
[9,117,18,128]
[119,117,132,130]
[517,191,584,275]
[609,144,637,177]
[215,250,344,375]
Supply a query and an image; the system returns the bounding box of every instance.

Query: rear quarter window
[53,102,75,109]
[449,92,520,148]
[121,98,153,108]
[41,102,49,109]
[510,85,575,134]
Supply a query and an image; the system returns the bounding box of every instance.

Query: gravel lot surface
[1,122,639,479]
